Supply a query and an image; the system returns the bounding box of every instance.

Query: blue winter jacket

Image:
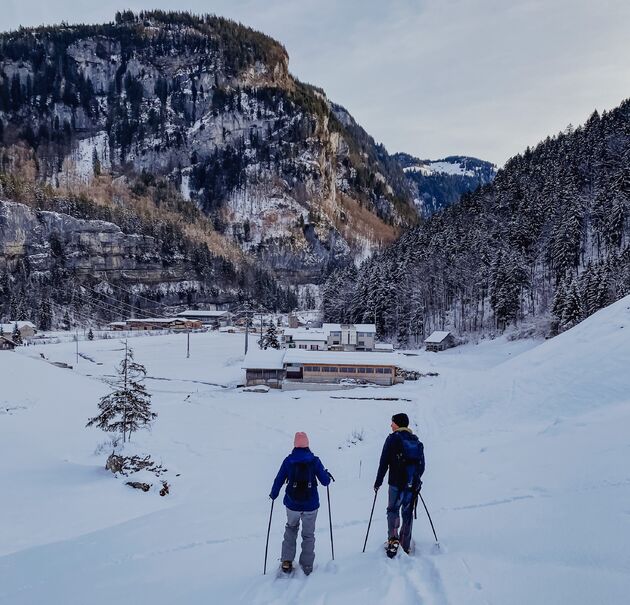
[270,448,331,512]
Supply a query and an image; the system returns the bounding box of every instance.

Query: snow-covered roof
[283,328,326,341]
[322,323,376,334]
[176,310,229,318]
[242,349,286,370]
[126,317,191,324]
[375,343,394,351]
[0,321,36,333]
[284,350,401,367]
[425,331,452,343]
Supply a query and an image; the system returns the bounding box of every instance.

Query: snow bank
[1,301,629,605]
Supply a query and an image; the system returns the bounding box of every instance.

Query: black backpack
[286,460,316,502]
[398,434,424,491]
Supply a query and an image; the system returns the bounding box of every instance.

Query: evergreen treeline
[323,103,630,344]
[0,173,297,328]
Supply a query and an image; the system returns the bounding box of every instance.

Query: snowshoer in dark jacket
[270,432,331,575]
[374,413,425,556]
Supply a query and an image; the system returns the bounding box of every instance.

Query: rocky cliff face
[0,195,297,327]
[0,200,168,278]
[0,11,416,284]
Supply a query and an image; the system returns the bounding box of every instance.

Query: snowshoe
[385,537,400,559]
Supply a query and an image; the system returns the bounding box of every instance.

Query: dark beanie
[392,413,409,427]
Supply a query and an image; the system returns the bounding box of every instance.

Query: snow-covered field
[1,297,629,604]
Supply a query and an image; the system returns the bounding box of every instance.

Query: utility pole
[244,308,250,355]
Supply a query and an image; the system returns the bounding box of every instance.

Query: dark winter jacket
[374,428,425,490]
[270,448,331,512]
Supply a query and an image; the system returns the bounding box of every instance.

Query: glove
[373,484,380,493]
[269,493,276,500]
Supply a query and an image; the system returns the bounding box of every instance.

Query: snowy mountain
[0,10,416,296]
[393,152,497,215]
[1,292,628,604]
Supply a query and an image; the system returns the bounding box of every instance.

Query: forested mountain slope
[393,153,497,215]
[323,104,630,343]
[0,10,419,325]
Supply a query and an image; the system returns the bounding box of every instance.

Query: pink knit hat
[294,432,309,448]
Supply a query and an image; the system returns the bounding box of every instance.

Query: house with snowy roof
[282,328,327,350]
[424,331,455,352]
[322,323,377,351]
[0,321,37,341]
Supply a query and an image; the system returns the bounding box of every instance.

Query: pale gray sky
[3,0,630,165]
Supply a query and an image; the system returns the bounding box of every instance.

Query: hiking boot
[386,537,400,558]
[301,565,313,576]
[281,560,293,573]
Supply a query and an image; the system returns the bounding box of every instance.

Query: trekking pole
[263,499,275,575]
[362,490,378,553]
[418,492,439,547]
[326,470,336,561]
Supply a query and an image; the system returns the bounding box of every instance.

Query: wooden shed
[424,331,455,352]
[0,336,17,350]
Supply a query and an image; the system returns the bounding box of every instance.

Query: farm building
[424,331,455,352]
[108,318,203,331]
[242,349,406,388]
[242,349,285,389]
[175,310,232,327]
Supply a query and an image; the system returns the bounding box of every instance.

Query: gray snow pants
[281,508,318,571]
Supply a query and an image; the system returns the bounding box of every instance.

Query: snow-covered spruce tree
[86,344,156,443]
[262,321,280,349]
[88,328,94,341]
[12,323,22,345]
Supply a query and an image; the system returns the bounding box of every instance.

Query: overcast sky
[3,0,630,166]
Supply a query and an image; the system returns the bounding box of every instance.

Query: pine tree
[551,277,567,321]
[92,147,101,177]
[262,319,280,349]
[88,328,94,341]
[561,277,582,328]
[86,344,156,443]
[12,322,22,345]
[38,298,52,331]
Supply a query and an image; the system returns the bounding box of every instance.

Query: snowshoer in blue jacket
[374,413,425,556]
[270,432,331,575]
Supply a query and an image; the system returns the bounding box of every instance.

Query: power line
[103,281,175,311]
[79,286,167,319]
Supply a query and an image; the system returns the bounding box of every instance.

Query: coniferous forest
[322,103,630,344]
